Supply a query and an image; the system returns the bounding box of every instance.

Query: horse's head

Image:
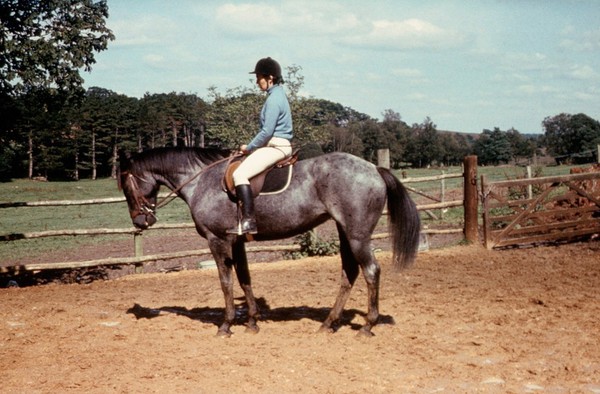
[118,151,159,230]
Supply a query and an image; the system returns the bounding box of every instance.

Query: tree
[406,117,441,168]
[205,86,262,148]
[138,92,208,149]
[326,123,364,156]
[0,0,114,96]
[380,109,410,168]
[505,128,537,162]
[351,119,388,163]
[542,113,600,161]
[12,87,76,179]
[0,92,22,180]
[473,128,513,165]
[438,132,471,166]
[72,87,139,179]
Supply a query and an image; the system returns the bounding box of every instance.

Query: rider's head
[250,57,284,85]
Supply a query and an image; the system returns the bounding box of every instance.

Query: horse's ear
[117,150,132,191]
[118,150,132,169]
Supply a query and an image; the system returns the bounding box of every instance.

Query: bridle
[121,153,243,223]
[121,171,158,222]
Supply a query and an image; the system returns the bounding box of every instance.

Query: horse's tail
[377,167,421,270]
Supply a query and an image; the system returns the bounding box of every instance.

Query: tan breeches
[233,137,292,186]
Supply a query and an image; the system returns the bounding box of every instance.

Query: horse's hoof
[245,324,260,334]
[357,327,375,338]
[317,325,334,334]
[216,327,233,338]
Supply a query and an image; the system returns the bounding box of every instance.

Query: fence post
[526,166,533,199]
[440,170,446,220]
[134,232,144,273]
[463,155,478,243]
[377,149,390,169]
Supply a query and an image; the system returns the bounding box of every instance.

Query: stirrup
[226,221,243,235]
[227,218,257,235]
[240,218,258,235]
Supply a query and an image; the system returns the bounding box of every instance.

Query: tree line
[2,1,599,182]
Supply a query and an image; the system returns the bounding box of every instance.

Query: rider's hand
[239,144,249,154]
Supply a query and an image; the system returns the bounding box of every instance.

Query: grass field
[0,163,585,264]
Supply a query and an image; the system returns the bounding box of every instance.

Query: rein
[153,152,243,210]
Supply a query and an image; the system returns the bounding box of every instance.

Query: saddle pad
[260,165,293,195]
[224,160,293,197]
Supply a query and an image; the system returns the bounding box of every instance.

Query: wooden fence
[1,158,478,274]
[481,169,600,249]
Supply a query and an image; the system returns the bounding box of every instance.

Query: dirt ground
[2,238,600,393]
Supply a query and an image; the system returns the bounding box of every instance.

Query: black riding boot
[228,184,257,235]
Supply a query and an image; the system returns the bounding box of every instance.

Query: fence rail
[1,161,475,274]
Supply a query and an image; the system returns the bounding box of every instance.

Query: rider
[228,57,294,235]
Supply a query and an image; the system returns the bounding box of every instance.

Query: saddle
[223,151,299,199]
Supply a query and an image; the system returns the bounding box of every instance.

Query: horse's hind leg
[319,225,360,333]
[357,245,380,337]
[232,239,260,333]
[323,225,381,336]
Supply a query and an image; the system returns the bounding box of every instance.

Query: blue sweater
[246,84,293,151]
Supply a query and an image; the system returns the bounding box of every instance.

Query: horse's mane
[133,147,231,174]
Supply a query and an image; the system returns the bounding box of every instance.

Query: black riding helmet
[249,57,284,84]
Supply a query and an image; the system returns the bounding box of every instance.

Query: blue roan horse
[118,147,420,336]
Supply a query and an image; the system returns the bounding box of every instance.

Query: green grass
[0,178,193,263]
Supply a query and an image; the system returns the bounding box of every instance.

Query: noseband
[122,172,157,222]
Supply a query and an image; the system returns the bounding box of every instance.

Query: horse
[118,147,420,337]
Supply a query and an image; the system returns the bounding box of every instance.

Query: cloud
[109,16,178,46]
[213,3,462,53]
[392,67,430,85]
[517,84,560,95]
[215,3,283,37]
[559,26,600,52]
[338,18,465,51]
[214,2,360,37]
[566,64,598,80]
[392,68,424,78]
[143,54,167,69]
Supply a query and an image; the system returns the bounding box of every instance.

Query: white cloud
[215,3,283,36]
[213,4,463,52]
[143,54,166,68]
[517,84,560,95]
[109,16,178,46]
[214,2,360,37]
[392,68,424,78]
[559,27,600,52]
[392,68,430,85]
[406,92,427,101]
[338,18,465,51]
[573,91,597,101]
[567,64,598,80]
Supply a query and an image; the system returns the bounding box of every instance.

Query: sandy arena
[2,241,600,393]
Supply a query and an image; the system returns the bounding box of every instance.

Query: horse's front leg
[232,239,260,333]
[209,239,236,337]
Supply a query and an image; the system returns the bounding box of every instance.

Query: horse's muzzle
[133,214,156,229]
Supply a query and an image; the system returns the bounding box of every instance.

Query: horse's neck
[169,165,202,189]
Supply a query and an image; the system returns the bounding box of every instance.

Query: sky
[82,0,600,134]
